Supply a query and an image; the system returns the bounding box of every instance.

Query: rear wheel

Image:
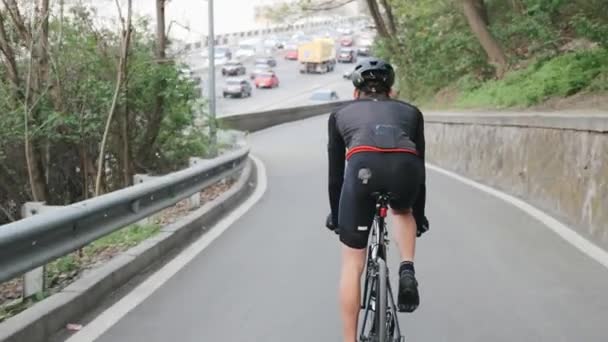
[377,258,388,342]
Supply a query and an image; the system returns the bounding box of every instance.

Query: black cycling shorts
[338,152,424,249]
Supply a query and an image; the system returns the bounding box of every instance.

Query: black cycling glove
[325,213,339,235]
[416,215,430,237]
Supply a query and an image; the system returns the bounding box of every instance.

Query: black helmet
[352,58,395,94]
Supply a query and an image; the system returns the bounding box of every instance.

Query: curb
[0,159,257,342]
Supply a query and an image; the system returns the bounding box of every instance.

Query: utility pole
[207,0,217,156]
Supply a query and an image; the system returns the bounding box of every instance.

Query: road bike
[359,192,405,342]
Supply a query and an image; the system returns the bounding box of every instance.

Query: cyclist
[325,58,429,342]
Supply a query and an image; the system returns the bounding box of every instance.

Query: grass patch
[0,223,160,323]
[45,223,160,285]
[455,48,608,108]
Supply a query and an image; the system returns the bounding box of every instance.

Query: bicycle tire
[377,258,388,342]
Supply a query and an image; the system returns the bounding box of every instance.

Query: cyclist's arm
[328,112,345,224]
[412,109,427,222]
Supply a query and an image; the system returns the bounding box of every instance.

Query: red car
[340,36,354,47]
[285,49,298,60]
[254,72,279,88]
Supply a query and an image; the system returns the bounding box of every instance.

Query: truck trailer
[298,39,336,74]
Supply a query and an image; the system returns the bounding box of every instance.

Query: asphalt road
[89,114,608,342]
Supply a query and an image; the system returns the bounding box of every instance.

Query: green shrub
[456,48,608,108]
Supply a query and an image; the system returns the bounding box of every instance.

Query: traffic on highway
[181,19,377,116]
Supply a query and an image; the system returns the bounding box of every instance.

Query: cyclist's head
[352,58,395,98]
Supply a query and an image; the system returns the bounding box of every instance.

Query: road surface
[78,114,608,342]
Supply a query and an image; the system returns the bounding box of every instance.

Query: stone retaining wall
[424,113,608,250]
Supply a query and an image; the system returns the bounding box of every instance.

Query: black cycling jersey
[327,97,426,225]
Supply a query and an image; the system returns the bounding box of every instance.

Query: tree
[0,0,53,202]
[462,0,508,77]
[138,0,166,166]
[0,1,210,224]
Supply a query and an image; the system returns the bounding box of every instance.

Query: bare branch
[95,0,133,196]
[300,0,356,12]
[23,20,37,200]
[0,11,20,89]
[114,0,125,32]
[2,0,32,44]
[0,204,15,222]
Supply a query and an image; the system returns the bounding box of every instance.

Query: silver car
[222,78,252,98]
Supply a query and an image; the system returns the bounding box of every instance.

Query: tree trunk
[365,0,390,38]
[119,88,132,187]
[473,0,489,26]
[24,143,48,201]
[120,2,133,187]
[379,0,396,35]
[22,0,50,202]
[462,0,508,77]
[138,0,166,165]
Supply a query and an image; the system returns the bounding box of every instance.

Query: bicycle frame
[359,194,404,342]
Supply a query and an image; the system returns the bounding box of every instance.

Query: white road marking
[428,163,608,270]
[65,156,268,342]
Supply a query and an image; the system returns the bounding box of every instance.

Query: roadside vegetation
[0,0,221,322]
[261,0,607,108]
[369,0,608,108]
[0,1,212,225]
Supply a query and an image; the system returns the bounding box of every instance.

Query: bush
[456,48,608,107]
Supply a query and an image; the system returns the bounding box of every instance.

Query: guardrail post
[187,157,213,209]
[133,174,161,225]
[20,202,62,298]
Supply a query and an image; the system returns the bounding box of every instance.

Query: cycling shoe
[397,270,419,313]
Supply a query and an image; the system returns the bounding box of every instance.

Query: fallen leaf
[66,323,83,331]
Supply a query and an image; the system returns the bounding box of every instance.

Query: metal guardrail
[0,147,249,283]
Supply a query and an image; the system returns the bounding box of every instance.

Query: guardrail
[0,147,249,284]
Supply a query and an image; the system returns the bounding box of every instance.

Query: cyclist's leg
[339,245,366,342]
[386,153,425,312]
[337,154,377,342]
[391,209,416,262]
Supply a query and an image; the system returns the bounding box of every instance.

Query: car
[337,47,356,63]
[250,65,273,80]
[284,47,298,60]
[310,89,340,102]
[235,45,256,59]
[357,44,372,56]
[264,36,285,49]
[254,72,279,89]
[222,78,252,98]
[254,56,277,68]
[215,46,232,60]
[337,27,353,35]
[340,35,354,47]
[221,61,246,76]
[214,55,230,66]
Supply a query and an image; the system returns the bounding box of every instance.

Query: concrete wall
[221,101,351,132]
[424,113,608,250]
